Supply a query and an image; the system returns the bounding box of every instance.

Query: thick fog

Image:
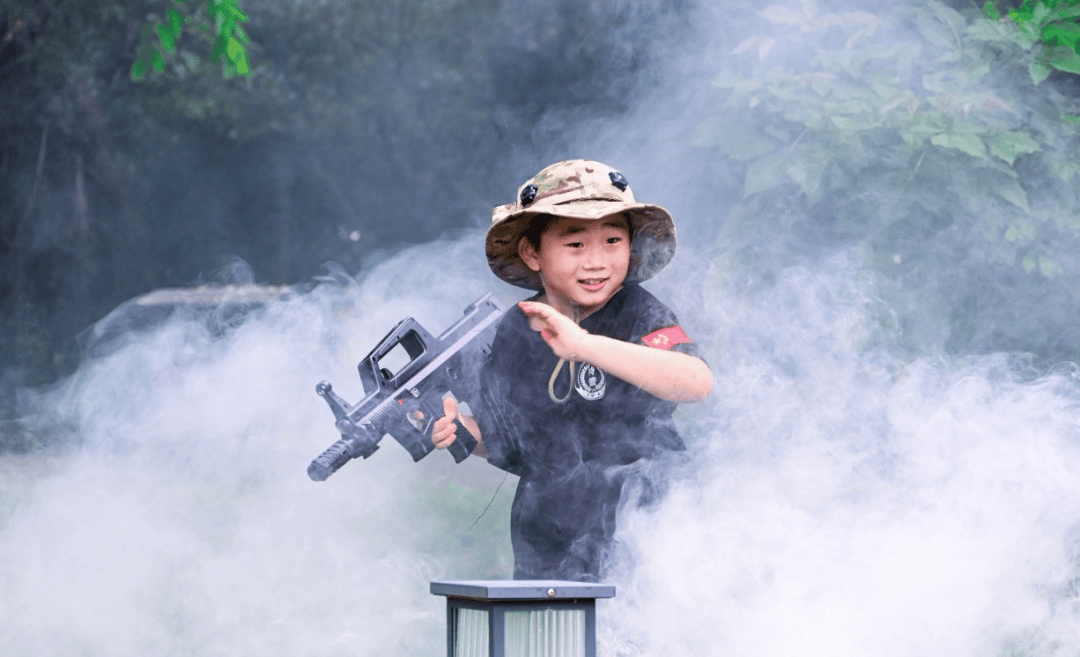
[4,0,1080,655]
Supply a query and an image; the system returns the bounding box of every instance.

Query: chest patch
[575,363,606,400]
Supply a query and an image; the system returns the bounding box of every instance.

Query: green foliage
[984,0,1080,82]
[700,0,1080,359]
[132,0,250,80]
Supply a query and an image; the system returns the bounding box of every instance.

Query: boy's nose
[582,244,606,269]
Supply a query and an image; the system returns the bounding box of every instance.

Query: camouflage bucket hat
[486,159,676,291]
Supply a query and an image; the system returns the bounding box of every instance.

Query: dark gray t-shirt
[477,283,698,580]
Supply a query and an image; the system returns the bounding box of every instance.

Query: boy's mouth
[578,277,608,292]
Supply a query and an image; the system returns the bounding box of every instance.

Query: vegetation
[697,0,1080,359]
[0,0,683,393]
[987,0,1080,84]
[2,0,1080,445]
[132,0,251,79]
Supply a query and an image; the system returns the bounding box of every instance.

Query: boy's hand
[520,301,714,403]
[416,396,484,453]
[518,301,589,361]
[431,396,461,450]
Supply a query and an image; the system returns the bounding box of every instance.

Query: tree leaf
[744,152,788,198]
[234,51,250,75]
[691,117,779,161]
[1029,58,1052,84]
[927,0,968,36]
[905,111,948,138]
[988,130,1042,164]
[1051,159,1080,179]
[931,132,987,158]
[227,37,244,63]
[1032,3,1051,25]
[1043,22,1080,50]
[1022,252,1038,272]
[167,9,184,29]
[1039,256,1065,278]
[1049,6,1080,22]
[966,18,1023,45]
[831,114,878,131]
[916,11,957,50]
[156,27,175,53]
[1050,50,1080,73]
[993,177,1031,211]
[1005,219,1036,242]
[784,143,829,197]
[879,90,915,114]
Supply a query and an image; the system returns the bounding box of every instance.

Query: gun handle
[447,421,477,463]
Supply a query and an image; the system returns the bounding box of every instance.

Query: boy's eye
[606,236,622,244]
[566,241,583,248]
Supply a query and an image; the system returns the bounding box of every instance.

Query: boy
[431,160,712,581]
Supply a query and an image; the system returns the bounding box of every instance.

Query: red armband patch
[642,325,691,350]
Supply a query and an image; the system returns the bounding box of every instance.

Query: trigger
[405,409,426,432]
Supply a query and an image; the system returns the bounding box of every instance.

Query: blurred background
[3,1,1080,655]
[0,0,697,391]
[3,0,1079,417]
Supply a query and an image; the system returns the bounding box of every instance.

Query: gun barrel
[307,438,354,481]
[307,424,381,482]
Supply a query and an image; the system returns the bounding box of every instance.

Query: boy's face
[518,214,631,317]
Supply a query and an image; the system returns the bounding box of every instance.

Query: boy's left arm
[519,301,713,403]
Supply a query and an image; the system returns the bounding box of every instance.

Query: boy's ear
[518,236,541,273]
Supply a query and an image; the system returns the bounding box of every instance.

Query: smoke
[581,2,1080,654]
[0,238,516,656]
[606,259,1080,656]
[10,236,1080,656]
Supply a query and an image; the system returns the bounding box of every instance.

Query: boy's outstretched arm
[519,301,713,403]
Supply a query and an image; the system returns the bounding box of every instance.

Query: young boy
[431,160,712,581]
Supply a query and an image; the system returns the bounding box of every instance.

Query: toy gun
[307,294,504,482]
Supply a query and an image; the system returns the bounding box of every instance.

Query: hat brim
[486,200,676,291]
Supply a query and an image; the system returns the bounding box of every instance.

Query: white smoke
[0,236,517,657]
[10,230,1080,657]
[6,192,1080,656]
[606,259,1080,656]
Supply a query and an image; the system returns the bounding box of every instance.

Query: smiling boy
[432,160,712,581]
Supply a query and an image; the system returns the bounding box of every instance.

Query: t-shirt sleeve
[630,290,702,360]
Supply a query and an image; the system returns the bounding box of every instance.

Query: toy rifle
[307,294,504,481]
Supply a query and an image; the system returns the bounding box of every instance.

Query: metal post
[432,580,615,657]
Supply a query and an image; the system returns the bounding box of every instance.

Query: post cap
[430,580,615,601]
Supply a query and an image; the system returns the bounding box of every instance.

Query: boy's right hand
[428,396,484,452]
[431,396,460,450]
